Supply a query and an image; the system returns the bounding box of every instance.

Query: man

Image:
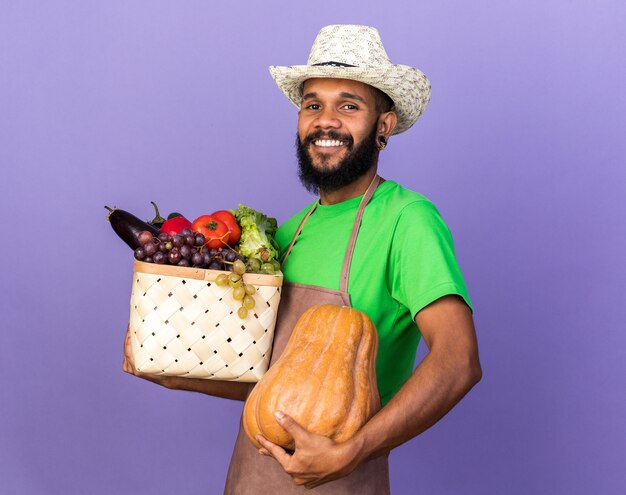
[124,24,481,493]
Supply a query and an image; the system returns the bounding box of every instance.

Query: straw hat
[269,24,431,135]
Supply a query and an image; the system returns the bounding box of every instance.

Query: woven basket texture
[128,261,282,382]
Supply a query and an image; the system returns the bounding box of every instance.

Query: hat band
[312,61,357,67]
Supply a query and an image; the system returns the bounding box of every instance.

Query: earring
[377,136,387,151]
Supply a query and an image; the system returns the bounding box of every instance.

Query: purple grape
[177,258,190,267]
[134,247,146,260]
[153,251,166,264]
[172,235,184,248]
[224,250,237,262]
[184,235,195,246]
[203,252,211,266]
[158,242,167,253]
[137,230,154,246]
[209,260,224,270]
[194,233,206,246]
[181,227,193,236]
[158,232,170,242]
[179,244,192,259]
[144,242,158,256]
[209,248,220,257]
[143,256,153,263]
[191,252,203,266]
[168,248,181,264]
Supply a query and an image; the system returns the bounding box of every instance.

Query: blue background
[1,1,625,494]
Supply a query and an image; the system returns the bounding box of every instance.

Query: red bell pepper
[160,216,192,236]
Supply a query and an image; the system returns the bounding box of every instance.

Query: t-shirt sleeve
[387,200,473,318]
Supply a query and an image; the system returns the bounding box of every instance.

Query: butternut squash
[243,304,380,450]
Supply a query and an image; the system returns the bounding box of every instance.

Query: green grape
[246,257,262,273]
[215,274,229,286]
[237,306,249,319]
[261,263,275,274]
[270,259,281,272]
[233,259,246,275]
[229,271,242,288]
[244,284,256,296]
[243,295,256,310]
[232,286,245,301]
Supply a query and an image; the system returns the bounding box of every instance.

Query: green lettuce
[231,204,280,262]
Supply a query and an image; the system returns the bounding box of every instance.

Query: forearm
[353,348,481,463]
[150,374,250,401]
[125,363,250,401]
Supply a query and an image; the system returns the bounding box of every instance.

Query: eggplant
[105,206,159,250]
[167,211,184,220]
[148,201,166,228]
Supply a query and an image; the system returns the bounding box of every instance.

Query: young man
[124,25,481,494]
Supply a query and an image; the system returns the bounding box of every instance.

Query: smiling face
[296,78,395,194]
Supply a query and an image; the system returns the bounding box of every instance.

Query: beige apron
[224,176,390,494]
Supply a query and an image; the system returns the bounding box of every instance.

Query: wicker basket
[128,260,282,382]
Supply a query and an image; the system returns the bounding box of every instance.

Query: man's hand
[122,325,178,388]
[255,411,361,489]
[122,325,250,400]
[122,325,136,374]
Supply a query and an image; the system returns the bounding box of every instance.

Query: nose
[313,106,341,130]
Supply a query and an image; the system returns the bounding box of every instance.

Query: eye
[304,103,321,110]
[341,104,358,111]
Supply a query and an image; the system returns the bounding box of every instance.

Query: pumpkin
[243,304,380,450]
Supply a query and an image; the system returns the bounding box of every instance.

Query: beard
[296,126,378,195]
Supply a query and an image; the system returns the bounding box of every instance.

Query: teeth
[315,139,345,147]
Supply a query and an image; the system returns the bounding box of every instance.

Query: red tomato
[211,210,241,245]
[192,215,230,249]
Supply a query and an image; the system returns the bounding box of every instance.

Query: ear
[377,111,397,139]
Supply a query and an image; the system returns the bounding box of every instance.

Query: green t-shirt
[275,180,472,405]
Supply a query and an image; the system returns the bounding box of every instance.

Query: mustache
[301,130,353,147]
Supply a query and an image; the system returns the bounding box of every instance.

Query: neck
[318,166,378,205]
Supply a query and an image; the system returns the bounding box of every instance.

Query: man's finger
[123,327,139,374]
[256,435,290,466]
[274,411,308,442]
[124,330,132,352]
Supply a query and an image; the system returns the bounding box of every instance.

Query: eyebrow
[302,91,367,103]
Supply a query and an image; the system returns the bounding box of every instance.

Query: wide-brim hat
[269,24,431,135]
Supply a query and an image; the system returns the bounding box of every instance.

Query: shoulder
[367,181,456,255]
[370,180,444,226]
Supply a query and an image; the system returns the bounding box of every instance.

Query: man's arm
[122,326,249,401]
[351,294,482,459]
[256,294,482,488]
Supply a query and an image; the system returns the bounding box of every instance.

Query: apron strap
[281,175,384,292]
[339,175,382,293]
[281,202,318,267]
